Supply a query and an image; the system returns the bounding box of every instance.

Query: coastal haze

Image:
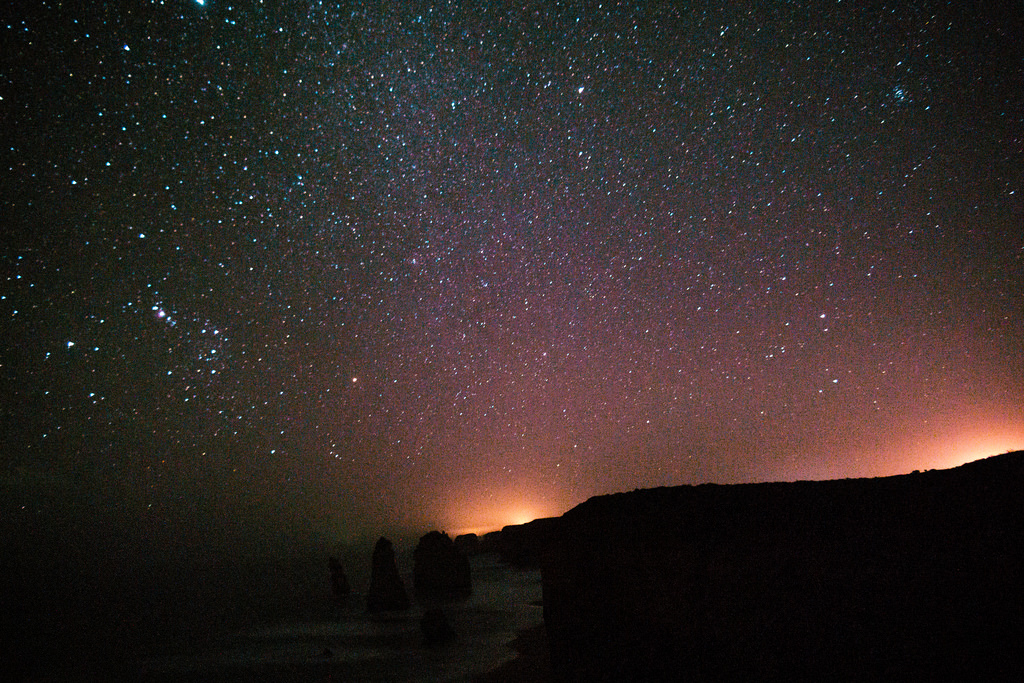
[2,2,1023,671]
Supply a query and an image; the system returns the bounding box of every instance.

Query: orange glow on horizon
[921,431,1024,472]
[440,487,568,538]
[886,412,1024,476]
[445,507,543,538]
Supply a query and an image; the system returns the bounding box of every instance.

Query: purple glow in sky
[2,1,1022,550]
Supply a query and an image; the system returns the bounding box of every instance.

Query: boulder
[366,537,410,612]
[413,531,471,596]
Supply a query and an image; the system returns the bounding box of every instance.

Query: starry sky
[3,1,1023,554]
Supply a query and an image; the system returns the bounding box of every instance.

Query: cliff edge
[540,452,1024,681]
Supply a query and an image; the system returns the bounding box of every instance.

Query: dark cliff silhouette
[366,537,410,612]
[506,452,1023,681]
[497,517,561,568]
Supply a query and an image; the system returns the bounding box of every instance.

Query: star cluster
[2,1,1022,546]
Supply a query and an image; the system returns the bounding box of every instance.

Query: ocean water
[131,554,543,682]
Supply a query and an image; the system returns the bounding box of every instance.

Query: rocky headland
[502,452,1023,681]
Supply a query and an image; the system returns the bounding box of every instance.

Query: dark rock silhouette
[453,532,480,556]
[365,537,410,612]
[540,451,1024,681]
[497,516,561,568]
[413,531,471,596]
[420,607,457,647]
[479,530,502,554]
[328,555,350,597]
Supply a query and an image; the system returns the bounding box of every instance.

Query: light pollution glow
[3,1,1022,556]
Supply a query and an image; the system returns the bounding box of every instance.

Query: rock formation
[541,451,1024,681]
[365,537,410,612]
[328,555,350,597]
[453,532,480,556]
[412,531,471,596]
[479,530,502,554]
[497,516,560,568]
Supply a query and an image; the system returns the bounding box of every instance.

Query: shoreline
[473,623,552,683]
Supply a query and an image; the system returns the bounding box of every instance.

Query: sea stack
[413,530,471,596]
[366,537,410,612]
[453,533,480,556]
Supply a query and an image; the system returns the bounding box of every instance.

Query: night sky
[3,1,1023,554]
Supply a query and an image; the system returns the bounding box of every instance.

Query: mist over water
[7,537,542,682]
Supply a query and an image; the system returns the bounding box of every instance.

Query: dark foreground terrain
[532,452,1023,681]
[5,452,1020,681]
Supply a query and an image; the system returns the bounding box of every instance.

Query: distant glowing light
[878,411,1024,477]
[506,508,537,526]
[930,428,1024,471]
[444,486,569,538]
